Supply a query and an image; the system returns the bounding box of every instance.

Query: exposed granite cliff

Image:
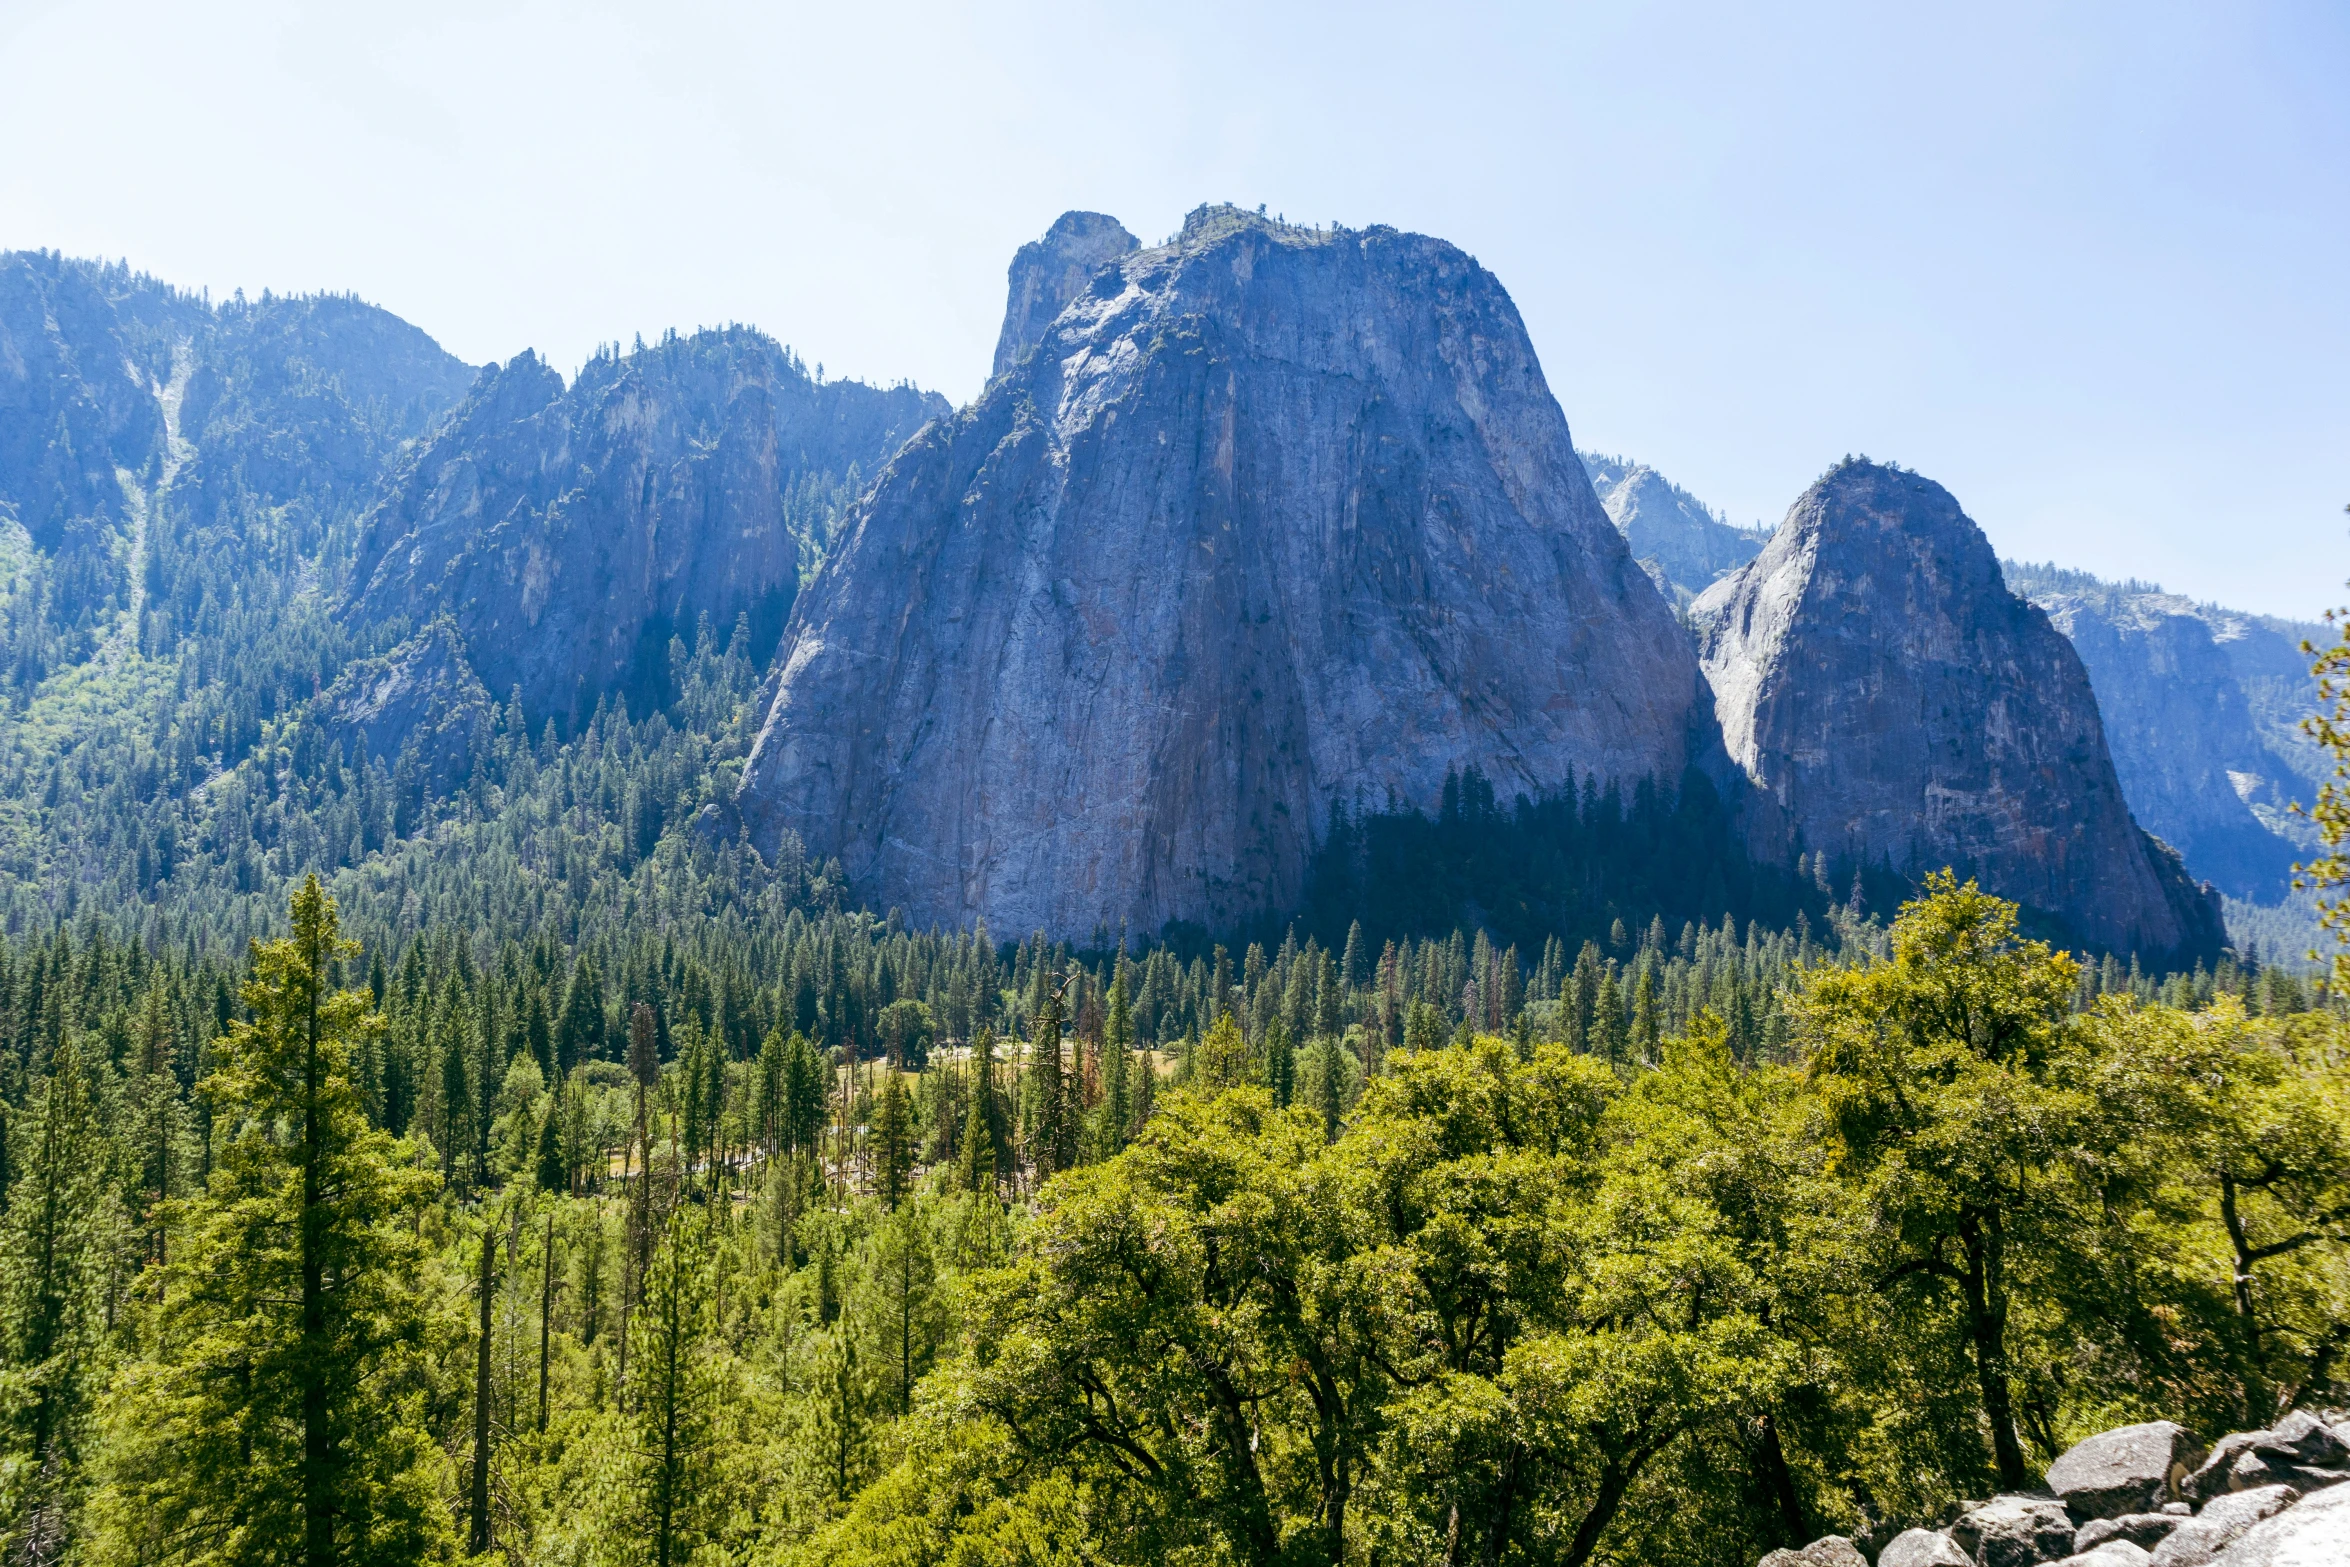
[313,617,495,792]
[738,205,1709,939]
[2007,567,2311,900]
[347,328,946,722]
[991,212,1139,380]
[1581,453,1767,604]
[1692,460,2224,961]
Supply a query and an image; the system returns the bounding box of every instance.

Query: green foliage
[89,878,447,1566]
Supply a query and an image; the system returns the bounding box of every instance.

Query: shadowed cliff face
[347,329,946,723]
[1692,460,2224,962]
[2029,587,2304,900]
[738,204,1708,940]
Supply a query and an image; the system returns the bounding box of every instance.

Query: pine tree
[1631,965,1660,1063]
[535,1098,566,1194]
[0,1036,113,1548]
[636,1205,715,1567]
[967,1024,1006,1183]
[1593,968,1627,1067]
[1029,972,1067,1179]
[874,1070,912,1210]
[91,877,446,1567]
[1097,964,1133,1158]
[1314,1032,1344,1143]
[867,1200,939,1418]
[1263,1018,1296,1108]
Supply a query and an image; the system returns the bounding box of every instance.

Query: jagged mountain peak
[991,211,1139,380]
[346,326,947,725]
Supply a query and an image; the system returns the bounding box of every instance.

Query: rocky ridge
[1762,1410,2350,1567]
[1582,451,1769,605]
[737,205,1710,938]
[2005,564,2321,902]
[1691,460,2224,962]
[347,328,946,724]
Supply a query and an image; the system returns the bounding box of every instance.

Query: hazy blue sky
[4,1,2342,616]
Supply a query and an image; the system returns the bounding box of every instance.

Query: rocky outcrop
[2011,568,2311,900]
[1953,1494,2083,1567]
[1582,452,1768,604]
[1759,1538,1868,1567]
[2196,1480,2350,1566]
[991,212,1139,380]
[1880,1529,1975,1567]
[739,205,1709,939]
[313,618,495,791]
[1691,460,2225,962]
[347,328,946,724]
[2049,1422,2205,1521]
[1757,1414,2350,1567]
[2182,1413,2350,1501]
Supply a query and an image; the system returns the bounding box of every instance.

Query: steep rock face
[991,212,1139,380]
[2014,577,2303,899]
[1692,460,2223,960]
[313,618,495,791]
[348,328,946,722]
[1582,453,1767,603]
[739,205,1707,939]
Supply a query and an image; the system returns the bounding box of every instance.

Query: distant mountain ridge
[2003,563,2321,901]
[347,329,947,724]
[0,239,2290,967]
[1580,453,1769,605]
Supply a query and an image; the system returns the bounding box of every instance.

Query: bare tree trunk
[469,1220,497,1555]
[538,1210,557,1434]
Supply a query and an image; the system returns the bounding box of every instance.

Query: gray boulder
[1952,1494,2079,1567]
[1877,1527,1973,1567]
[1759,1538,1868,1567]
[2077,1515,2186,1553]
[1690,460,2225,964]
[2148,1486,2299,1567]
[2055,1545,2153,1567]
[2207,1480,2350,1566]
[2188,1416,2350,1500]
[2187,1436,2274,1502]
[2050,1422,2205,1521]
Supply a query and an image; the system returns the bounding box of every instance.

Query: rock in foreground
[2050,1421,2205,1521]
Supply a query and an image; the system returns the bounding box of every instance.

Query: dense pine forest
[0,867,2341,1567]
